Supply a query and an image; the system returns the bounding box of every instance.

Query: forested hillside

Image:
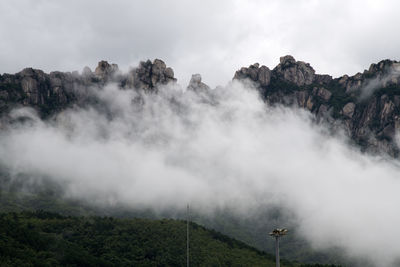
[0,211,312,267]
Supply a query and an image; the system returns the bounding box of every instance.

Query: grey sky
[1,0,399,87]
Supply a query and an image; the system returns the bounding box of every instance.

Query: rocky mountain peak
[279,55,296,66]
[335,59,400,94]
[232,55,400,157]
[274,55,316,86]
[367,59,399,74]
[233,55,332,87]
[187,74,210,92]
[0,59,177,118]
[19,68,35,77]
[125,58,176,91]
[94,60,119,81]
[233,63,271,87]
[18,68,46,80]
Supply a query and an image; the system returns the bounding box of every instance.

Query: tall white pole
[270,228,287,267]
[275,236,280,267]
[187,204,189,267]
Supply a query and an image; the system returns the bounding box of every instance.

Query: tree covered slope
[0,211,297,267]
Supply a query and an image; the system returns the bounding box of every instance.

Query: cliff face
[1,56,400,156]
[234,55,400,156]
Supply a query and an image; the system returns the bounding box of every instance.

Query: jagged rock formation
[233,55,333,88]
[187,74,210,92]
[0,68,78,116]
[124,59,176,90]
[0,59,176,117]
[1,55,400,156]
[94,60,119,82]
[234,63,272,87]
[234,55,400,156]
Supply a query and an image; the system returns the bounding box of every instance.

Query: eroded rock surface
[233,55,400,157]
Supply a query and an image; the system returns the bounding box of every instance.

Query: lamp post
[269,228,288,267]
[187,204,189,267]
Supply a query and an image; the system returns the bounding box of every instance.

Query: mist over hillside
[1,57,400,266]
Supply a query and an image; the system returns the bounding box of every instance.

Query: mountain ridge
[1,55,400,156]
[234,55,400,156]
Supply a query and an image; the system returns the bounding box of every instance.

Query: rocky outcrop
[233,55,400,157]
[13,68,75,110]
[2,55,400,157]
[234,63,271,87]
[187,74,210,92]
[94,61,119,82]
[234,56,333,91]
[273,55,316,86]
[316,87,332,101]
[125,59,176,91]
[0,59,176,117]
[337,60,400,96]
[342,102,355,118]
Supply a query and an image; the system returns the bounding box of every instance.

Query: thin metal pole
[275,236,280,267]
[187,204,189,267]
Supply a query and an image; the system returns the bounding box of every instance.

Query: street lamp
[269,228,288,267]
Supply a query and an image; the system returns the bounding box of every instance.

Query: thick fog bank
[1,81,400,266]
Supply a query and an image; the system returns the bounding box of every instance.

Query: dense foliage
[0,172,344,266]
[0,211,291,266]
[0,188,344,266]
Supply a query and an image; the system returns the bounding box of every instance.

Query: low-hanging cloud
[359,63,400,100]
[1,81,400,266]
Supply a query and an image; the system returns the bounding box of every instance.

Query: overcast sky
[1,0,399,87]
